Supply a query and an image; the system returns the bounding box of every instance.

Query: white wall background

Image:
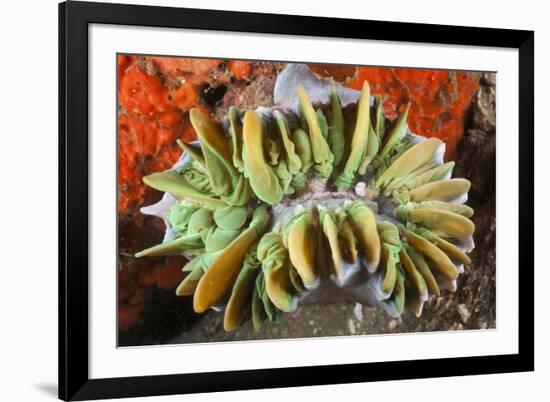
[0,0,545,401]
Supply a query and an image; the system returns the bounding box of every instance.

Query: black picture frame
[59,1,534,400]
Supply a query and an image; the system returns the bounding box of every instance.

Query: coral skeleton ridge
[136,80,475,331]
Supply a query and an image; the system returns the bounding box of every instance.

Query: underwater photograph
[117,56,495,346]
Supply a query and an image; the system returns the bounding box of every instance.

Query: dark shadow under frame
[59,1,534,400]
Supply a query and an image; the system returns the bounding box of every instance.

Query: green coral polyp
[136,80,476,331]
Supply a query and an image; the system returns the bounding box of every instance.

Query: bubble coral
[136,65,475,331]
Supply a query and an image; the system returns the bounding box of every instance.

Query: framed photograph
[59,1,534,400]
